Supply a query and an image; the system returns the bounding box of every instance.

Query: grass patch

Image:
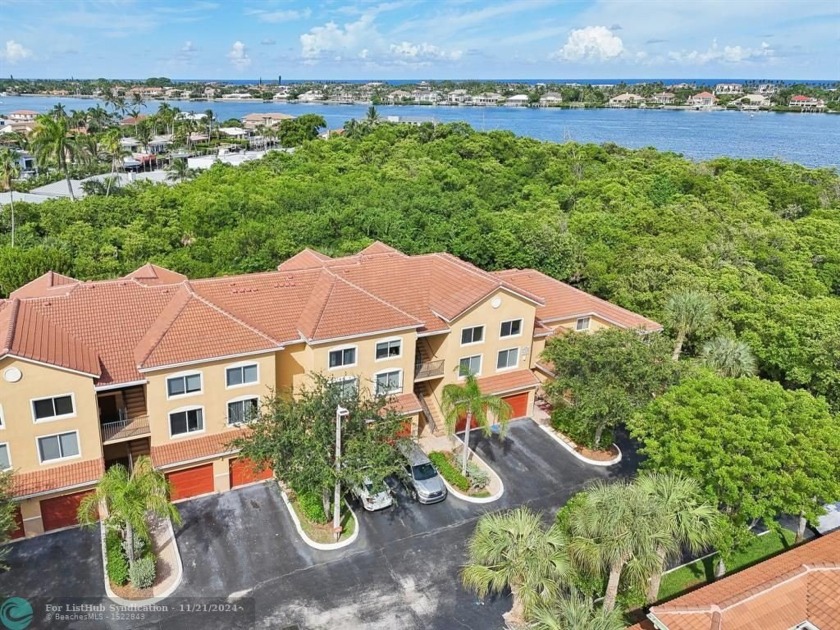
[289,494,356,545]
[658,529,797,601]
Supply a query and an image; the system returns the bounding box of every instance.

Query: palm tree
[663,289,714,360]
[77,456,181,569]
[636,471,719,604]
[528,591,624,630]
[700,336,757,377]
[462,508,571,628]
[49,102,68,120]
[0,148,20,247]
[167,158,193,183]
[365,105,380,124]
[30,115,87,200]
[565,480,658,613]
[98,129,129,197]
[134,120,154,154]
[441,373,511,476]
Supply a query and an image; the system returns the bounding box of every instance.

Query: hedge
[295,490,328,524]
[105,529,129,586]
[428,451,470,492]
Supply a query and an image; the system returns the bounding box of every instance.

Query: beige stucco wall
[144,352,277,447]
[0,357,101,475]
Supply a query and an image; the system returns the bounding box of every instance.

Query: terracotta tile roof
[647,531,840,630]
[495,269,661,332]
[387,392,422,415]
[0,299,101,376]
[11,270,79,299]
[12,458,104,498]
[476,369,539,396]
[151,429,247,468]
[124,263,187,285]
[277,248,333,271]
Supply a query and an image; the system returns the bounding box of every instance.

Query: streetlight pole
[333,405,349,541]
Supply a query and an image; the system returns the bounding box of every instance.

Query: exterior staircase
[128,438,151,469]
[122,386,147,419]
[418,381,447,437]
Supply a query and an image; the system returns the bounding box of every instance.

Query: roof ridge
[1,298,20,354]
[300,270,338,340]
[133,286,194,367]
[190,291,282,346]
[334,273,424,326]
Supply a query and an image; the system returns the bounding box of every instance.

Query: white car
[353,478,393,512]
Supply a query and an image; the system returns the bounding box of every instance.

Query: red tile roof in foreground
[151,429,247,468]
[639,531,840,630]
[476,369,540,396]
[387,392,422,415]
[5,243,656,386]
[12,458,104,498]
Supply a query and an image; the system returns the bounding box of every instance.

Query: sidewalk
[149,515,181,598]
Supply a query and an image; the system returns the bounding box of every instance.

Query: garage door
[167,464,214,500]
[502,392,530,419]
[40,491,92,532]
[10,505,25,540]
[229,458,273,488]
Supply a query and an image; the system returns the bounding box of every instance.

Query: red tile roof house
[788,95,827,110]
[0,243,658,537]
[629,530,840,630]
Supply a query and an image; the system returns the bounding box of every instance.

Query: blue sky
[1,0,838,80]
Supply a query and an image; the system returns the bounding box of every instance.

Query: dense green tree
[0,246,73,296]
[0,472,16,569]
[700,336,757,377]
[0,148,20,247]
[276,114,327,147]
[663,289,715,360]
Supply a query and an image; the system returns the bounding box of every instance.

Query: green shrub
[129,555,157,589]
[105,529,129,586]
[428,451,470,492]
[295,490,328,524]
[121,534,146,560]
[466,461,490,490]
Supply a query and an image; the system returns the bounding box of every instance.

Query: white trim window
[375,339,402,361]
[375,370,403,396]
[576,317,591,332]
[328,347,357,369]
[31,394,75,422]
[226,363,259,388]
[497,348,519,371]
[458,355,482,378]
[169,407,205,437]
[461,326,484,346]
[331,376,359,398]
[0,443,10,470]
[227,397,259,425]
[37,431,80,463]
[166,372,202,398]
[500,319,523,338]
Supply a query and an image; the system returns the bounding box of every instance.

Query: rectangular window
[375,371,402,396]
[0,444,9,470]
[497,348,519,370]
[328,347,356,369]
[576,317,591,332]
[331,377,359,398]
[226,364,259,388]
[169,408,204,436]
[167,373,202,397]
[32,395,75,421]
[461,326,484,345]
[458,355,482,377]
[37,431,80,462]
[228,398,259,425]
[375,339,402,360]
[500,319,523,338]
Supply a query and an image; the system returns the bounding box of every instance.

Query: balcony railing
[101,415,151,444]
[415,359,445,380]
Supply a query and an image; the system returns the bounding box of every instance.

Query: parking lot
[0,419,633,629]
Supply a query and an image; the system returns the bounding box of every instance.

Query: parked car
[399,444,447,504]
[352,477,393,512]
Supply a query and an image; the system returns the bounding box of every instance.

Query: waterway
[1,95,838,169]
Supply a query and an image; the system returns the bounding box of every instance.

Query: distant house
[242,112,295,130]
[414,91,441,104]
[687,91,717,108]
[651,92,676,105]
[297,91,324,102]
[387,90,412,103]
[204,87,217,99]
[447,89,470,104]
[472,92,503,106]
[756,83,777,95]
[272,92,288,101]
[505,94,530,107]
[714,83,743,95]
[788,95,826,110]
[8,110,38,123]
[218,127,249,138]
[732,94,772,110]
[608,93,645,108]
[119,114,149,127]
[222,92,253,100]
[538,92,563,107]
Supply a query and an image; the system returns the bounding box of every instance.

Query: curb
[431,436,505,505]
[100,519,183,607]
[539,425,622,467]
[277,483,359,551]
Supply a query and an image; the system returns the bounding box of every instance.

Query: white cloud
[246,8,311,23]
[1,40,33,63]
[300,15,378,60]
[389,41,462,62]
[227,41,251,70]
[182,41,196,53]
[668,39,775,64]
[553,26,624,61]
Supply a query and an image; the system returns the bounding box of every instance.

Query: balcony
[415,359,445,381]
[101,415,151,444]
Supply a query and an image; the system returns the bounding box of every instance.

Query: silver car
[400,444,447,504]
[353,478,393,512]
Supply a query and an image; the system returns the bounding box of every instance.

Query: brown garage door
[41,491,92,532]
[502,392,530,419]
[167,463,214,501]
[11,505,25,539]
[229,458,273,488]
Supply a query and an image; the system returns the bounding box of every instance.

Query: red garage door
[10,505,25,540]
[167,464,214,501]
[41,491,92,532]
[502,392,530,419]
[229,458,273,488]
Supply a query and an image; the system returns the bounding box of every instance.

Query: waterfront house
[242,112,295,130]
[447,89,470,104]
[651,92,676,105]
[757,83,777,95]
[222,93,253,100]
[297,91,325,102]
[505,94,530,107]
[8,110,38,123]
[119,114,149,127]
[687,91,717,108]
[204,87,217,99]
[414,91,441,104]
[732,94,772,110]
[387,90,412,103]
[788,95,827,111]
[608,93,646,108]
[1,243,658,538]
[714,83,743,95]
[472,93,503,106]
[538,93,563,107]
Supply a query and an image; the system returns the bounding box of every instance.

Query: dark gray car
[400,444,447,504]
